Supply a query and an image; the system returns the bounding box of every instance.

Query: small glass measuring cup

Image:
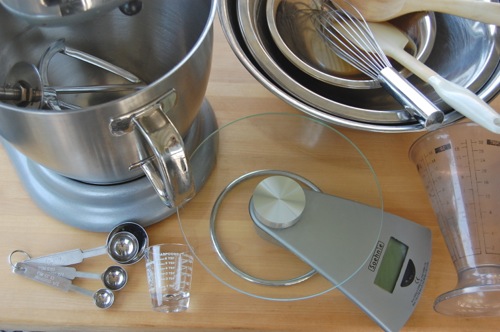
[144,243,194,313]
[409,122,500,316]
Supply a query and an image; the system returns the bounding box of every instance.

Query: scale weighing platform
[178,113,431,331]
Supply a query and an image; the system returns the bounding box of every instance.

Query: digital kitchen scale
[249,174,431,331]
[177,113,432,331]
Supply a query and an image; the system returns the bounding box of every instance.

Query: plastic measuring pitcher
[409,122,500,316]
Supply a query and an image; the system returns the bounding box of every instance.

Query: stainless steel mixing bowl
[0,0,216,189]
[266,0,436,89]
[220,0,500,132]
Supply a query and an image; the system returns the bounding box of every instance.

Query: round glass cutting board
[178,112,384,300]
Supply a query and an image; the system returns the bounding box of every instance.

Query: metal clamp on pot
[110,89,195,208]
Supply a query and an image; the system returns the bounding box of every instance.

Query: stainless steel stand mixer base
[1,100,218,232]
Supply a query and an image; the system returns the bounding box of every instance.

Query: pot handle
[109,89,195,208]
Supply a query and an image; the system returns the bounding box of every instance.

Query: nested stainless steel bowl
[220,0,500,132]
[0,0,216,188]
[266,0,436,89]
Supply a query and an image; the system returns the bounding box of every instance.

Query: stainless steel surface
[0,0,130,26]
[313,1,443,129]
[101,266,128,291]
[219,0,500,132]
[24,231,138,265]
[0,0,216,186]
[377,67,444,129]
[18,263,128,291]
[3,62,43,107]
[110,89,195,208]
[251,176,306,229]
[2,63,144,108]
[0,101,218,232]
[269,0,373,88]
[106,231,140,263]
[13,262,115,309]
[92,288,115,309]
[2,41,145,109]
[267,0,435,89]
[368,22,500,134]
[37,39,144,110]
[236,0,413,125]
[105,222,149,265]
[25,222,148,265]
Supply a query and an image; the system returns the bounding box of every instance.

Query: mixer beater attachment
[311,0,445,130]
[1,39,145,110]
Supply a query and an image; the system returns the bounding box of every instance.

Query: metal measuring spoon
[24,231,138,266]
[101,265,128,291]
[22,222,149,266]
[20,263,128,291]
[13,262,115,309]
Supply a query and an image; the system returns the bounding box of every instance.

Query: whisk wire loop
[313,1,391,79]
[316,13,377,77]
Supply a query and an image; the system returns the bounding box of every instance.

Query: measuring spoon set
[9,222,149,309]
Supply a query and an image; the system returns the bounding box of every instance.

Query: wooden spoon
[343,0,500,25]
[369,22,500,133]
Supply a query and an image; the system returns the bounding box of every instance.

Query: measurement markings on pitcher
[472,139,500,255]
[419,147,460,260]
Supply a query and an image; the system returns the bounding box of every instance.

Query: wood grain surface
[0,17,499,332]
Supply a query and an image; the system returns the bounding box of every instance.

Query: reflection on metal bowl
[267,0,436,89]
[0,0,217,185]
[220,0,500,132]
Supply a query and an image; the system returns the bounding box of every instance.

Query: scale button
[251,176,306,229]
[400,259,416,287]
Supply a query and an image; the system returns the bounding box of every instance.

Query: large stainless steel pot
[0,0,217,207]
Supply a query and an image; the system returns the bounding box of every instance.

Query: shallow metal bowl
[266,0,436,89]
[221,0,500,132]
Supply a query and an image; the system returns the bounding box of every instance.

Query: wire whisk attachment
[1,39,145,111]
[312,0,444,130]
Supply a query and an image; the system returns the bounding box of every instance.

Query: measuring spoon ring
[20,263,128,291]
[13,262,114,309]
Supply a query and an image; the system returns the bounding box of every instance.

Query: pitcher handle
[109,89,195,208]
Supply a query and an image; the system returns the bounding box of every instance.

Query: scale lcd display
[374,237,408,293]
